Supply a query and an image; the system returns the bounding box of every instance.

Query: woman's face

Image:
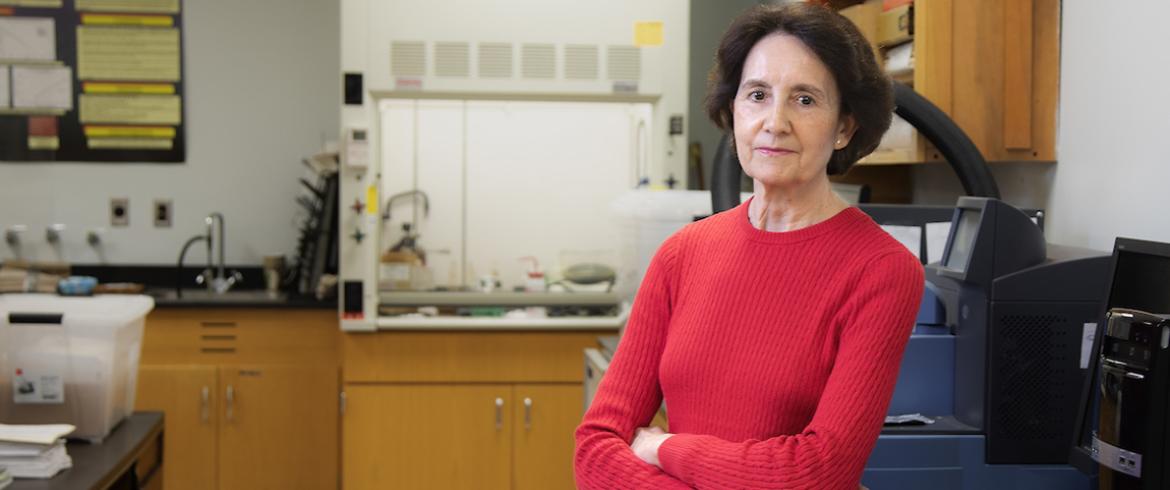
[732,33,856,190]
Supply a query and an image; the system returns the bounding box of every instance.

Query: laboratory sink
[147,288,287,305]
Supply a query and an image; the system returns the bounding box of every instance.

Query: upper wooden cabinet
[843,0,1060,164]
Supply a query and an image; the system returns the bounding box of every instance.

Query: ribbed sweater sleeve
[656,251,924,490]
[573,235,690,489]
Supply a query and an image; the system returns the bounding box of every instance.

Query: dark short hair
[705,3,893,175]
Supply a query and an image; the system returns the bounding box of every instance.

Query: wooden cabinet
[135,308,340,490]
[839,0,1060,165]
[136,365,218,490]
[341,330,611,490]
[343,384,511,490]
[512,384,583,490]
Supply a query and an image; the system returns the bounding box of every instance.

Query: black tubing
[891,82,999,199]
[176,234,207,298]
[710,134,743,213]
[710,81,1000,214]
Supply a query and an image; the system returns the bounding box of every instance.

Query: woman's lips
[754,147,794,156]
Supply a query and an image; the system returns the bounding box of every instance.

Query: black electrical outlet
[344,73,363,105]
[669,114,684,135]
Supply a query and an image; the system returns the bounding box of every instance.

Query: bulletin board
[0,0,184,163]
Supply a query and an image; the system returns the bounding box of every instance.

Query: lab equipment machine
[1070,237,1170,490]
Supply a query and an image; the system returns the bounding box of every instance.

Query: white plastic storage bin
[0,294,154,442]
[609,190,752,298]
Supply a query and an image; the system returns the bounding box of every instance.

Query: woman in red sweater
[574,4,924,489]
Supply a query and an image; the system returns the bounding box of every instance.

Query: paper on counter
[0,65,9,108]
[0,17,56,62]
[12,65,71,110]
[0,424,74,445]
[881,224,922,259]
[925,221,953,264]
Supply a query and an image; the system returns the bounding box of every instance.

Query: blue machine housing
[863,287,1094,490]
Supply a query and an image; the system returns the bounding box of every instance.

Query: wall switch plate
[153,199,172,228]
[110,198,129,227]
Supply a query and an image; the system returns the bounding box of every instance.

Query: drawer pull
[226,385,235,422]
[524,397,533,430]
[200,321,237,328]
[494,397,504,431]
[200,334,237,341]
[200,386,210,423]
[200,347,236,354]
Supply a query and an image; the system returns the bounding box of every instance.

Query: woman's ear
[835,114,858,150]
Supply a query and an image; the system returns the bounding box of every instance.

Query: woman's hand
[630,426,673,468]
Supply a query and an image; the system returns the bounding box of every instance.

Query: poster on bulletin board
[0,0,184,163]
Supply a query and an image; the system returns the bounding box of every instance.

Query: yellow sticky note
[634,21,663,47]
[366,186,378,215]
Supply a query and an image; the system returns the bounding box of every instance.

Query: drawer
[343,330,609,383]
[141,308,338,365]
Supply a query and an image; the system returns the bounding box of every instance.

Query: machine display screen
[944,209,982,272]
[1108,250,1170,315]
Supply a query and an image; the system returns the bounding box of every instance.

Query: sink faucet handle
[229,270,244,285]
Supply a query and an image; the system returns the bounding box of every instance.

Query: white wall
[1045,0,1170,251]
[0,0,339,266]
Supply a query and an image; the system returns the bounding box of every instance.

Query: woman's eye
[749,90,766,102]
[796,95,815,106]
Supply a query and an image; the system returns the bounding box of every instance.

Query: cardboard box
[877,4,913,47]
[839,0,883,63]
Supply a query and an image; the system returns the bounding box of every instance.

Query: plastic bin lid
[0,294,155,324]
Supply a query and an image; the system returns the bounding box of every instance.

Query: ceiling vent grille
[521,43,556,79]
[390,41,426,77]
[564,44,599,80]
[478,42,512,78]
[607,45,641,81]
[434,42,470,77]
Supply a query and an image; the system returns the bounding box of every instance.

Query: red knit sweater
[574,198,924,489]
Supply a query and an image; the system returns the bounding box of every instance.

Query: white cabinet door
[378,99,650,291]
[379,99,466,289]
[464,100,648,290]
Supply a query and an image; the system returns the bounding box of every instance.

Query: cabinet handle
[200,386,209,423]
[226,385,235,423]
[494,397,504,431]
[524,397,533,430]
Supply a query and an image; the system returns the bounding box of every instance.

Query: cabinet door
[512,384,583,490]
[343,384,511,490]
[218,365,339,490]
[135,365,219,490]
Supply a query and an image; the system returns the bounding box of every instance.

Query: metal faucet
[196,213,243,293]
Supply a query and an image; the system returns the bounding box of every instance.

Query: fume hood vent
[607,45,641,81]
[564,44,599,80]
[390,41,426,77]
[478,42,513,78]
[521,43,556,79]
[434,42,470,77]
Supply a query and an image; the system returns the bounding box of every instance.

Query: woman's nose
[762,102,791,134]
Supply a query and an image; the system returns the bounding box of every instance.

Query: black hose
[891,83,999,199]
[176,235,207,299]
[710,135,743,214]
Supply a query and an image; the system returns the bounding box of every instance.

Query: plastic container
[609,190,752,298]
[0,294,154,442]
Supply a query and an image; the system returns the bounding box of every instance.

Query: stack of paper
[0,266,28,293]
[0,424,74,480]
